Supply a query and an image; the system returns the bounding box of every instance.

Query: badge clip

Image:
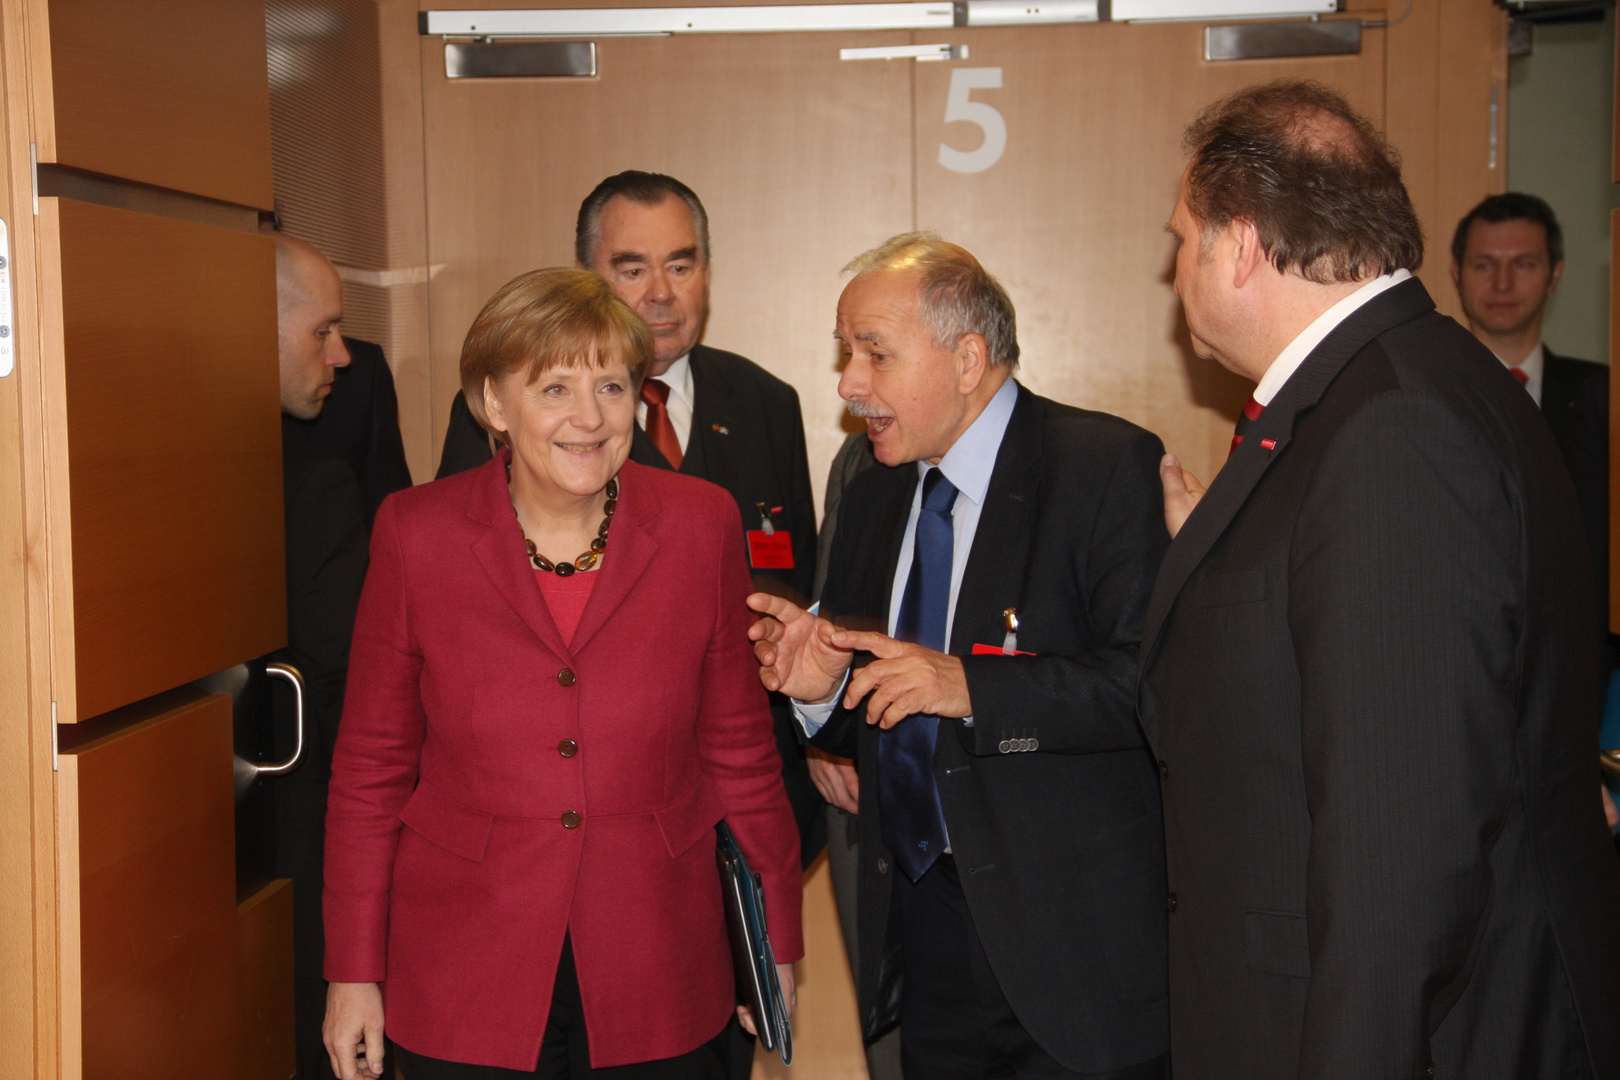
[753,501,775,536]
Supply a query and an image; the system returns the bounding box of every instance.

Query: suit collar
[682,344,733,477]
[1138,277,1435,679]
[949,383,1042,654]
[464,450,660,660]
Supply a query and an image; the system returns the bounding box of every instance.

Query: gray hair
[843,232,1019,369]
[575,171,711,268]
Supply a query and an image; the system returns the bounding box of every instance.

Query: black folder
[716,822,793,1064]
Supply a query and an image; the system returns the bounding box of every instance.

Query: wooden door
[1,1,294,1077]
[910,18,1385,480]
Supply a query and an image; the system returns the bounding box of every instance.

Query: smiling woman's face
[483,356,636,500]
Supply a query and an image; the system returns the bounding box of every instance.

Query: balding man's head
[274,234,348,419]
[1181,79,1423,284]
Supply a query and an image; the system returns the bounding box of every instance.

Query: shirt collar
[921,376,1019,507]
[648,353,694,409]
[1253,269,1412,406]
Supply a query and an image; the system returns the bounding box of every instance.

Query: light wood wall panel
[59,691,240,1080]
[419,29,915,491]
[912,19,1383,483]
[57,199,284,721]
[45,0,273,206]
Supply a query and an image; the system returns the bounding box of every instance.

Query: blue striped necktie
[879,466,957,881]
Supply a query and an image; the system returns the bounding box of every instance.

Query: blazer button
[1167,891,1178,913]
[876,857,889,875]
[561,810,580,829]
[1158,759,1169,779]
[558,739,578,758]
[998,740,1010,753]
[557,668,576,687]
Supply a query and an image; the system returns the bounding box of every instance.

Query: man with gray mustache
[748,233,1172,1079]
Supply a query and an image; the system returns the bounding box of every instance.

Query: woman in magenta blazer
[321,269,802,1079]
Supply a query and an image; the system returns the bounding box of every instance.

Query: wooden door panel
[237,878,296,1080]
[57,199,283,721]
[46,0,274,207]
[911,20,1385,484]
[59,691,241,1080]
[420,30,915,485]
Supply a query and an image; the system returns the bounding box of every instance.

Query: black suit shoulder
[692,343,801,405]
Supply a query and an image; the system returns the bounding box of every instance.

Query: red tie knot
[1508,367,1529,386]
[641,378,671,405]
[1243,397,1265,421]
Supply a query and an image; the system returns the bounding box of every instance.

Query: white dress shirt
[794,376,1020,737]
[1252,269,1412,407]
[1491,340,1544,407]
[636,353,695,452]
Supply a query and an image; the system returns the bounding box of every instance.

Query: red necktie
[1509,367,1529,387]
[640,378,683,469]
[1229,397,1264,458]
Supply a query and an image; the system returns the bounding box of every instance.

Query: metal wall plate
[445,40,597,78]
[1205,18,1361,61]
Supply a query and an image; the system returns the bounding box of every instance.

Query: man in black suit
[748,234,1170,1079]
[283,335,414,527]
[1450,192,1604,446]
[436,173,824,873]
[274,235,370,1080]
[1145,80,1620,1079]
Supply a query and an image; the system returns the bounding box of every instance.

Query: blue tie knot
[921,467,958,514]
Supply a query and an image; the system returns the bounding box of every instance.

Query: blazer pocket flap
[1197,569,1266,607]
[399,783,494,863]
[654,784,728,859]
[1245,910,1310,978]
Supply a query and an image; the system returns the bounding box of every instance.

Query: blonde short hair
[460,267,653,439]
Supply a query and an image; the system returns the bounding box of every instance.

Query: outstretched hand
[746,593,856,703]
[835,631,971,729]
[1160,453,1207,539]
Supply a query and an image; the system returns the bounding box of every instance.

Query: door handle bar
[233,662,306,800]
[1602,748,1620,781]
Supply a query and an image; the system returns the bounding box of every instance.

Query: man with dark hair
[751,232,1171,1079]
[1450,192,1603,444]
[1145,80,1620,1078]
[437,171,825,846]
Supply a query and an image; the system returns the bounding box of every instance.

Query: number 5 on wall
[938,67,1006,174]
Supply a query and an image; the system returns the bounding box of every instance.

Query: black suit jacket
[812,384,1171,1072]
[1137,279,1620,1079]
[1541,346,1606,450]
[437,343,825,857]
[273,422,369,978]
[282,337,414,528]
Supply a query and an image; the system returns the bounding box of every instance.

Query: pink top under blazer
[323,451,803,1071]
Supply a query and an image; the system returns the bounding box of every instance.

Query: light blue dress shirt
[795,376,1020,737]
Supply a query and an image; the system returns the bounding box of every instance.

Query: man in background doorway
[1450,192,1604,444]
[275,234,371,1080]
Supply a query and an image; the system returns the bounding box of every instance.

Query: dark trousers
[896,855,1167,1080]
[395,937,730,1080]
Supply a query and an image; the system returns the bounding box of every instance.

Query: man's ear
[955,333,991,395]
[1449,257,1462,289]
[482,374,510,436]
[1230,217,1264,289]
[1548,258,1564,294]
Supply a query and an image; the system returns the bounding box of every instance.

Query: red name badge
[972,643,1035,656]
[747,530,794,569]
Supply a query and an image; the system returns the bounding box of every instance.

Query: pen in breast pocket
[1001,608,1019,655]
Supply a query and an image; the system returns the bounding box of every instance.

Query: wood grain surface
[56,198,284,721]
